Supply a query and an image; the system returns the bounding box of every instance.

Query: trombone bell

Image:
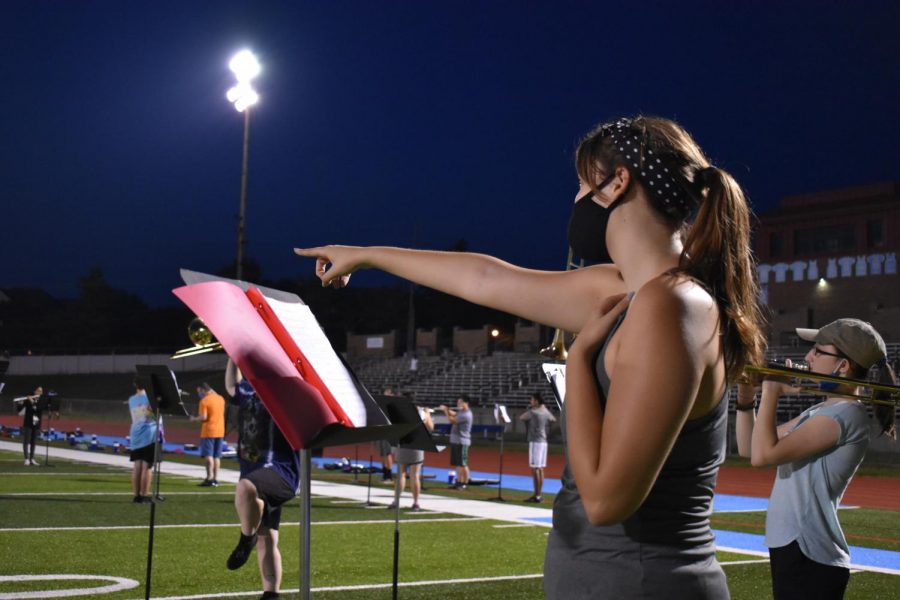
[539,328,568,360]
[171,318,223,359]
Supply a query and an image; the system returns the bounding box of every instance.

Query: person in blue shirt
[224,359,300,600]
[128,380,158,504]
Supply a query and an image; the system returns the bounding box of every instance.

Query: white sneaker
[24,459,30,466]
[30,459,39,466]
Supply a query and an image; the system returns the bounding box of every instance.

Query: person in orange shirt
[191,382,226,486]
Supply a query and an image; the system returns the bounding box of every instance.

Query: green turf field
[0,449,897,599]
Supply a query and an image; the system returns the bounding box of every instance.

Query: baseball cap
[796,318,887,369]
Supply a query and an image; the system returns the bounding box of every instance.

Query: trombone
[742,362,900,408]
[170,318,223,359]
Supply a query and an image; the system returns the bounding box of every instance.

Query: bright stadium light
[229,50,261,82]
[226,49,261,281]
[226,50,260,113]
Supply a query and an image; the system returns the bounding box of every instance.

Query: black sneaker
[259,592,280,600]
[133,496,144,504]
[199,479,213,487]
[227,532,258,570]
[210,480,219,487]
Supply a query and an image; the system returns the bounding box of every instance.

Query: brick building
[754,181,899,346]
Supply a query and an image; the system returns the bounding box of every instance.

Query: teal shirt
[764,400,870,567]
[128,392,158,450]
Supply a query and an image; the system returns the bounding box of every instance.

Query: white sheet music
[265,296,368,427]
[541,363,566,410]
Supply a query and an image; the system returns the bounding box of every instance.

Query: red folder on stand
[173,272,416,449]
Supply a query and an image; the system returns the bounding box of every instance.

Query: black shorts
[450,443,469,467]
[130,443,156,466]
[770,540,850,600]
[243,467,296,531]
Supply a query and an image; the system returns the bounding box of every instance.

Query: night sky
[3,1,898,306]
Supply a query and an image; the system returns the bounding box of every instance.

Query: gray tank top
[543,313,730,599]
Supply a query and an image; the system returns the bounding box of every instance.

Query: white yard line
[0,440,552,525]
[127,573,545,600]
[0,516,485,534]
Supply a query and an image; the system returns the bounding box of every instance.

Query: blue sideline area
[39,432,900,572]
[713,530,900,572]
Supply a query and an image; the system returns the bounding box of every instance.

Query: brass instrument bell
[171,317,223,359]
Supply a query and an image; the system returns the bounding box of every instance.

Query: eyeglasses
[812,346,846,360]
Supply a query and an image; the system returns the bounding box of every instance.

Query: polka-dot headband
[598,117,710,218]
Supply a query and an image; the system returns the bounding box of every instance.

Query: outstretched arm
[294,245,625,333]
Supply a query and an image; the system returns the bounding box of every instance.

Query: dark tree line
[1,260,518,355]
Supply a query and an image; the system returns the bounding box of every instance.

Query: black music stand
[374,395,440,600]
[541,363,567,411]
[491,403,511,502]
[135,365,189,600]
[176,269,421,600]
[0,357,8,398]
[39,391,60,467]
[302,413,419,600]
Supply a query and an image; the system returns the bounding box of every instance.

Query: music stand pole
[144,408,163,600]
[42,410,55,468]
[366,452,376,506]
[493,424,507,502]
[300,448,312,600]
[391,460,402,600]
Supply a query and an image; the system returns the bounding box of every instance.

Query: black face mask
[566,174,622,264]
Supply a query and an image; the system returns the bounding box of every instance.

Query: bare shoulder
[619,273,719,356]
[630,273,716,319]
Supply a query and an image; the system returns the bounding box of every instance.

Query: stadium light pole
[225,49,261,281]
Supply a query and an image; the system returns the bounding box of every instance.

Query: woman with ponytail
[296,115,764,598]
[736,318,895,599]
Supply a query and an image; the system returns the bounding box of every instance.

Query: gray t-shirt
[764,400,870,567]
[523,406,556,442]
[450,409,472,445]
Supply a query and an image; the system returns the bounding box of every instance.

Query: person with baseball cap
[736,318,896,599]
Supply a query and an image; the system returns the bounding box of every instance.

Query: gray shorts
[394,447,424,465]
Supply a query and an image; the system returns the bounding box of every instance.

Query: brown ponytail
[680,165,767,382]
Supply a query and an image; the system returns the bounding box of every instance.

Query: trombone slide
[742,363,900,407]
